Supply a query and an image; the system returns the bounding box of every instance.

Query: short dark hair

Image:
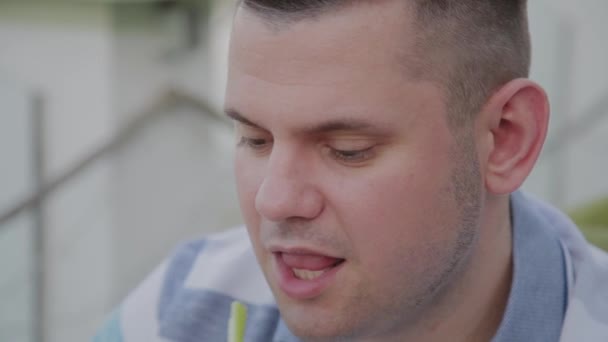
[239,0,530,129]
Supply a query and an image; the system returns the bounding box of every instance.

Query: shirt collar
[491,191,568,342]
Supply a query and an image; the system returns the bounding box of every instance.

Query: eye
[238,136,272,153]
[330,146,374,164]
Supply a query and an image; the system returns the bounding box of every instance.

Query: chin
[277,299,357,342]
[284,320,346,342]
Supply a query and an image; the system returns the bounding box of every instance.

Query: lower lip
[274,252,345,300]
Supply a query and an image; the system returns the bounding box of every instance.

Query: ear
[480,79,550,195]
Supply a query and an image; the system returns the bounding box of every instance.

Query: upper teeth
[292,268,328,280]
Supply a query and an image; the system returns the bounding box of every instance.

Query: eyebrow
[304,118,388,137]
[225,108,264,129]
[224,108,391,136]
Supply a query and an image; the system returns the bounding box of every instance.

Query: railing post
[31,91,46,342]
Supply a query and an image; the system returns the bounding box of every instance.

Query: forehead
[225,1,443,130]
[229,1,416,83]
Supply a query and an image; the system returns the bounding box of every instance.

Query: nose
[254,147,324,222]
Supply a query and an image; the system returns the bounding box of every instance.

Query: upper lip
[267,244,344,259]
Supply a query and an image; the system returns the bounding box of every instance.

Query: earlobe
[484,79,550,195]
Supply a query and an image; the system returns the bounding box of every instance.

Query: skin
[224,1,550,341]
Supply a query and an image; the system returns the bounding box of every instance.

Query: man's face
[226,1,483,340]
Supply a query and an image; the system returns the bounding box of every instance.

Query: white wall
[0,3,240,341]
[0,3,115,342]
[106,1,241,304]
[110,107,240,302]
[0,3,115,178]
[525,0,608,209]
[0,77,35,342]
[110,3,225,123]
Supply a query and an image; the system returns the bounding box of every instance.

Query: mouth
[289,256,345,280]
[273,250,346,300]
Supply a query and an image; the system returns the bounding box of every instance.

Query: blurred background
[0,0,606,341]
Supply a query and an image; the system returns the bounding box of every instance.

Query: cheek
[329,156,458,269]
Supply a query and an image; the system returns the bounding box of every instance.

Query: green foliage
[569,197,608,251]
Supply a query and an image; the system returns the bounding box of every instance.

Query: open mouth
[291,258,345,280]
[274,251,346,299]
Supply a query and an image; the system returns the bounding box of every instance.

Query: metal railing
[0,87,226,342]
[0,88,227,228]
